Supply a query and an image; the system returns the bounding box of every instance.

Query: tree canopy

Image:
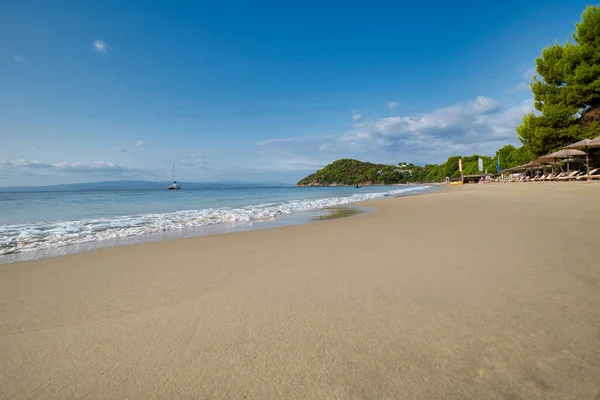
[517,5,600,156]
[296,159,402,186]
[296,146,531,185]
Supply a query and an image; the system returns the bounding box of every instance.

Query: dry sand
[1,183,599,399]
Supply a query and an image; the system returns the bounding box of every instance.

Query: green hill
[296,159,401,186]
[296,146,532,186]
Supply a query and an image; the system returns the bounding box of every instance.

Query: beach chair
[556,171,577,180]
[558,171,582,181]
[541,173,553,181]
[548,172,567,181]
[576,168,600,180]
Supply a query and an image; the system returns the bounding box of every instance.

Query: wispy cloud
[513,82,530,92]
[352,112,362,121]
[387,101,399,111]
[134,140,150,147]
[257,95,533,167]
[180,156,213,170]
[12,54,23,63]
[522,67,537,80]
[256,137,336,171]
[257,136,336,147]
[510,66,536,93]
[343,96,528,154]
[93,40,110,53]
[0,159,150,178]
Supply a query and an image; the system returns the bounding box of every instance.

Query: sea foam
[0,186,430,255]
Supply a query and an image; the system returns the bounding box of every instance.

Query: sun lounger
[558,171,583,181]
[541,174,554,181]
[550,172,570,181]
[576,168,600,180]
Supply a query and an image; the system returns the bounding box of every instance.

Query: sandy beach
[1,183,599,399]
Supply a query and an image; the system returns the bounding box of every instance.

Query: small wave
[0,186,430,255]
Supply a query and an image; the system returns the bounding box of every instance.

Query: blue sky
[0,0,592,185]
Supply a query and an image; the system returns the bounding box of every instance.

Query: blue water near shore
[0,184,431,262]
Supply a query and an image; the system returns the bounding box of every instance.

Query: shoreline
[0,185,437,265]
[0,205,374,265]
[0,185,435,264]
[2,183,599,398]
[295,182,435,187]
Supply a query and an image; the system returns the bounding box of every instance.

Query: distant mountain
[0,180,292,193]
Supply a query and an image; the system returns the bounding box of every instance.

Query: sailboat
[168,163,181,190]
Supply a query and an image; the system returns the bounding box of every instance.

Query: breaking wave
[0,186,430,255]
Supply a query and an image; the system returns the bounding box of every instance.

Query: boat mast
[172,162,175,182]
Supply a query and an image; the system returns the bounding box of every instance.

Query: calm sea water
[0,185,431,262]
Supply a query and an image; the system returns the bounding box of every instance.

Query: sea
[0,184,432,263]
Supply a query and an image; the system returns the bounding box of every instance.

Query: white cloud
[343,96,528,155]
[180,157,212,170]
[13,54,23,63]
[256,96,534,167]
[0,159,149,178]
[93,40,110,53]
[261,156,328,171]
[352,112,362,121]
[522,67,537,80]
[134,140,150,147]
[509,67,536,93]
[513,82,530,92]
[387,101,399,110]
[256,137,336,171]
[257,136,334,147]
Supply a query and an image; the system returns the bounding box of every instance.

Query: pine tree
[517,5,600,156]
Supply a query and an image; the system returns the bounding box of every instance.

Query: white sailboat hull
[168,163,181,190]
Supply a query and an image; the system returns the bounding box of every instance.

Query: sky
[0,0,593,186]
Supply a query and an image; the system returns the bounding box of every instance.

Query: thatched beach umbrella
[564,138,600,176]
[502,166,519,173]
[506,164,527,172]
[522,160,543,178]
[537,148,586,173]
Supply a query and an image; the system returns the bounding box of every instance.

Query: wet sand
[1,183,599,399]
